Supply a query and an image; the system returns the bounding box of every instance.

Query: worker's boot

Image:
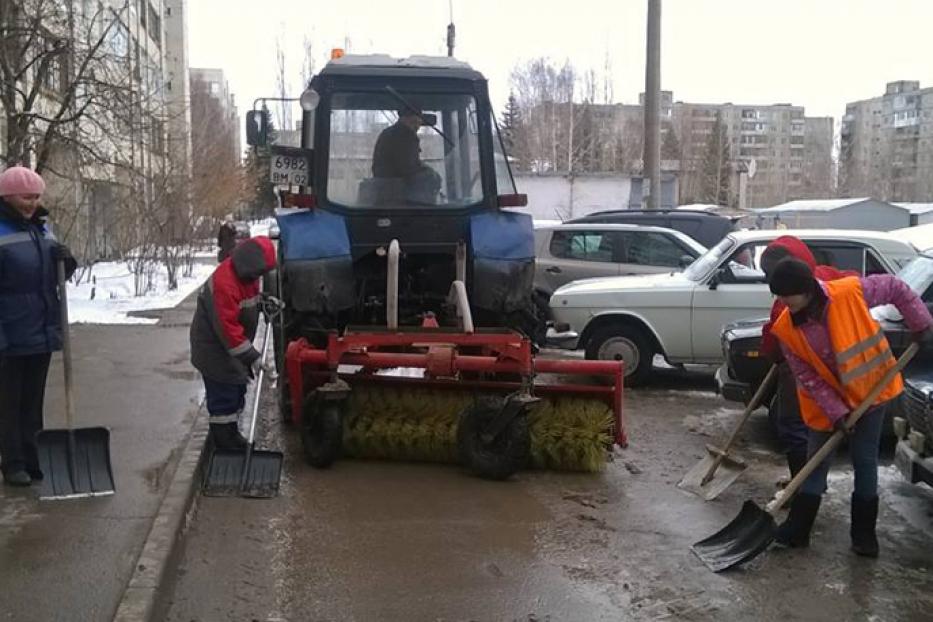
[774,492,822,548]
[851,494,880,558]
[210,422,247,450]
[2,470,31,487]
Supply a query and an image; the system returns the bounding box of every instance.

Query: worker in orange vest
[768,257,933,557]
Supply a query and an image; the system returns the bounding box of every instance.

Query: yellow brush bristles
[339,386,614,472]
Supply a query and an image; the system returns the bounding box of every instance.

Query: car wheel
[585,324,655,387]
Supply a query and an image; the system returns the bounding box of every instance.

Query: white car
[549,229,918,386]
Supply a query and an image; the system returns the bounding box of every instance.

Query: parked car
[897,364,933,488]
[717,244,927,406]
[566,209,736,249]
[549,229,918,386]
[533,223,707,299]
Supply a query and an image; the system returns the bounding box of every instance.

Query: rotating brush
[341,386,613,472]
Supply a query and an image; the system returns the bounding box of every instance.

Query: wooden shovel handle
[767,342,918,514]
[700,365,778,485]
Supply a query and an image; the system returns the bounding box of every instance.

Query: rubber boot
[2,470,31,487]
[851,494,880,558]
[774,492,822,548]
[210,423,247,450]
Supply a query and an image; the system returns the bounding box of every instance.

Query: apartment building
[518,91,833,208]
[190,68,241,163]
[0,0,192,258]
[840,81,933,202]
[669,100,833,208]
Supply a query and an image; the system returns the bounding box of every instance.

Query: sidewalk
[0,296,203,622]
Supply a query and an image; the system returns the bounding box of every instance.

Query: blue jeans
[799,402,887,498]
[775,362,809,457]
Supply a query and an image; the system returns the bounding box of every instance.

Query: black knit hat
[768,257,816,296]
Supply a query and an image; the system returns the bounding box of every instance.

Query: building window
[210,81,221,95]
[149,3,161,48]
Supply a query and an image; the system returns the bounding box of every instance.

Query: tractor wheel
[457,396,531,480]
[301,397,343,469]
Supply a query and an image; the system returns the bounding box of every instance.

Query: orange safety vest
[771,277,902,431]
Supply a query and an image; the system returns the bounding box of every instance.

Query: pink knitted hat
[0,166,46,197]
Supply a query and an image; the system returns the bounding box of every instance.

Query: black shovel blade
[240,450,283,499]
[202,448,246,497]
[36,427,115,499]
[691,500,776,572]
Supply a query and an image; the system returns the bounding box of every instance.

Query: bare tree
[0,0,132,171]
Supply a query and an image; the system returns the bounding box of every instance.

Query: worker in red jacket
[190,236,277,449]
[760,236,857,481]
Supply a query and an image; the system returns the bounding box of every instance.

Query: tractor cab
[257,55,536,336]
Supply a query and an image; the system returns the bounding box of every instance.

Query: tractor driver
[371,107,441,203]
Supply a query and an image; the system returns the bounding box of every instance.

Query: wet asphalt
[162,364,933,622]
[0,300,203,622]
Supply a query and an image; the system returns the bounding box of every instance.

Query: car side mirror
[709,266,733,290]
[679,254,694,269]
[246,110,269,147]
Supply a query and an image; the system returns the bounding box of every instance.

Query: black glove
[237,347,261,379]
[52,243,78,279]
[912,326,933,351]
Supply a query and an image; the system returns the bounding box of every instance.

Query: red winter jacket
[761,236,857,361]
[190,236,276,384]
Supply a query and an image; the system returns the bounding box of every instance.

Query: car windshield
[683,236,736,281]
[326,91,482,208]
[898,254,933,296]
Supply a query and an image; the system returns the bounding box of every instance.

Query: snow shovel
[36,260,115,500]
[679,365,778,500]
[692,342,918,572]
[202,322,282,498]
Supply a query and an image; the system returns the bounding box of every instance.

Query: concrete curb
[111,410,209,622]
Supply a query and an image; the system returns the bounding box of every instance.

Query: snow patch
[67,261,214,325]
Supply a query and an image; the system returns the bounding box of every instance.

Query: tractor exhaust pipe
[448,280,474,334]
[387,239,400,330]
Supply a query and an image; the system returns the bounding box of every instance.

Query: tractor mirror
[246,110,268,147]
[420,113,438,127]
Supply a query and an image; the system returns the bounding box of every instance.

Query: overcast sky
[188,0,933,127]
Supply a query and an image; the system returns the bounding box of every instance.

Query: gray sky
[188,0,933,127]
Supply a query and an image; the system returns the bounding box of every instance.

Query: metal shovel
[36,260,115,500]
[203,322,282,498]
[692,343,917,572]
[679,365,778,500]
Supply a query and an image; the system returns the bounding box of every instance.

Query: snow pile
[249,218,276,238]
[67,261,214,325]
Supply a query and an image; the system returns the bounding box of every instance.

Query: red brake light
[282,192,316,209]
[497,193,528,207]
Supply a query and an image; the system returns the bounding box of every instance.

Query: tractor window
[327,91,483,208]
[492,112,517,194]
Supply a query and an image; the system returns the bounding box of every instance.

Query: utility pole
[446,0,456,57]
[643,0,661,209]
